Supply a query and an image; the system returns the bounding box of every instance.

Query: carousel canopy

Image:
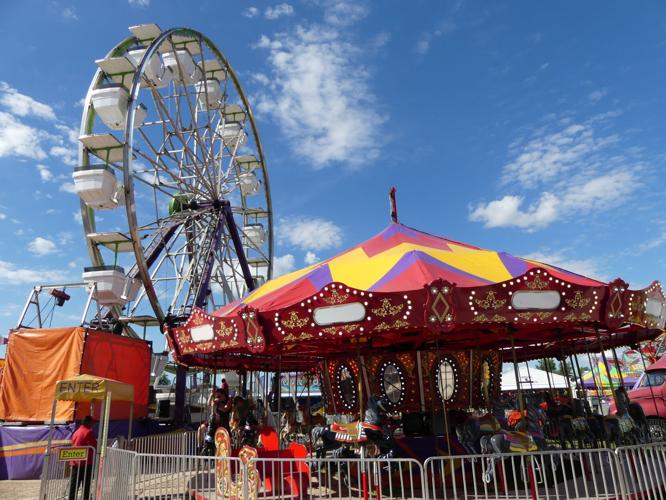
[166,223,666,371]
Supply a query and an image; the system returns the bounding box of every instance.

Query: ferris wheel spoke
[195,41,219,185]
[146,89,218,197]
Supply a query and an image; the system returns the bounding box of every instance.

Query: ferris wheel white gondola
[74,24,273,333]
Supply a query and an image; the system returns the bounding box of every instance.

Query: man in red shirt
[69,415,97,500]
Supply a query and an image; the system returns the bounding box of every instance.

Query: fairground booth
[0,327,150,479]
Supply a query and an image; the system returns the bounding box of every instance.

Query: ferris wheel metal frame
[76,24,272,338]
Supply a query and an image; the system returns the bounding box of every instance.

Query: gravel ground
[0,480,41,499]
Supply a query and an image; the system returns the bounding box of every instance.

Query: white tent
[501,366,570,391]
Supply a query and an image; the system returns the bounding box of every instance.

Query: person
[220,377,229,397]
[69,415,97,500]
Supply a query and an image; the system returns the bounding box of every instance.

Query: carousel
[164,194,666,498]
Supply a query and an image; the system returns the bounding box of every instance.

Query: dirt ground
[0,480,41,499]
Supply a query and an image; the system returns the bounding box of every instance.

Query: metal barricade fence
[98,448,135,500]
[132,452,243,499]
[615,442,666,499]
[94,445,666,499]
[424,448,624,499]
[128,429,197,455]
[39,445,97,500]
[250,457,425,500]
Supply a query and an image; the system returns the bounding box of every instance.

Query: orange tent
[0,327,150,423]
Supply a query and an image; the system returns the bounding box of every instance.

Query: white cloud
[0,84,77,165]
[321,0,368,27]
[28,237,57,256]
[470,112,646,231]
[470,193,559,230]
[588,88,608,103]
[265,3,294,19]
[62,7,78,20]
[59,182,77,194]
[254,26,384,168]
[503,121,618,189]
[278,216,343,251]
[128,0,150,7]
[523,252,602,281]
[0,260,68,284]
[273,254,296,277]
[73,211,82,225]
[561,170,637,212]
[244,6,260,18]
[37,164,53,182]
[0,111,49,160]
[0,82,56,120]
[304,251,318,265]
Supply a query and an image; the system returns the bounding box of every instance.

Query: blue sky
[0,0,665,353]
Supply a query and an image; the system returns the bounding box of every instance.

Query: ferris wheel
[73,24,272,336]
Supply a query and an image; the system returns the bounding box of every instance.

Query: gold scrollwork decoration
[525,275,549,290]
[517,311,552,321]
[473,314,506,323]
[280,311,309,329]
[565,291,591,309]
[323,289,349,305]
[282,332,313,342]
[322,324,359,335]
[372,298,404,317]
[216,322,234,338]
[563,312,592,322]
[475,291,506,310]
[372,319,409,332]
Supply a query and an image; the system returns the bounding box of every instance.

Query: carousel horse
[576,399,608,448]
[604,388,642,447]
[311,395,395,460]
[627,399,650,443]
[480,395,550,484]
[280,406,304,443]
[455,400,504,455]
[557,399,596,449]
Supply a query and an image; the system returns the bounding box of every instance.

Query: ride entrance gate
[39,375,135,500]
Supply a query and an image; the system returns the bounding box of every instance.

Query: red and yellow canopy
[216,223,602,316]
[166,223,664,370]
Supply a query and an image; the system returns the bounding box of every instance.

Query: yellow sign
[58,447,88,462]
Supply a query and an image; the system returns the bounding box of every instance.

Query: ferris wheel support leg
[174,365,187,425]
[222,201,257,292]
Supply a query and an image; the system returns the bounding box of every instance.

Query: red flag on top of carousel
[165,223,666,370]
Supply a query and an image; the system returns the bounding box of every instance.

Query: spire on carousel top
[389,186,399,224]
